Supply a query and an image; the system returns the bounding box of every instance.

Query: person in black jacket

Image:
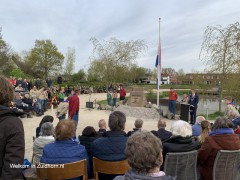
[97,119,107,137]
[0,76,25,180]
[127,119,143,136]
[91,111,128,180]
[152,119,172,142]
[188,89,199,125]
[79,126,98,178]
[162,120,199,168]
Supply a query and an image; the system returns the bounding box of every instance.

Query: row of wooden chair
[28,150,240,180]
[35,157,129,180]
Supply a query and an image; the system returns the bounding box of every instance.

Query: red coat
[168,90,178,101]
[119,89,126,97]
[68,94,80,118]
[198,134,240,180]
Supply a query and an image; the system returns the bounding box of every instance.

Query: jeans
[43,100,47,111]
[168,100,176,115]
[107,98,111,106]
[72,112,79,127]
[38,99,44,110]
[33,103,39,113]
[113,98,117,106]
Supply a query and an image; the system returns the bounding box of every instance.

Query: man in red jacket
[119,86,126,101]
[68,89,80,126]
[168,87,178,115]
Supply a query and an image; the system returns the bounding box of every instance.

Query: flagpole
[157,18,161,107]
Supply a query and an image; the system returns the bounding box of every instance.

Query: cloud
[0,0,239,73]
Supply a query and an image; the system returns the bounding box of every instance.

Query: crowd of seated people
[21,112,240,180]
[91,111,128,180]
[114,131,176,180]
[40,120,89,180]
[198,117,240,180]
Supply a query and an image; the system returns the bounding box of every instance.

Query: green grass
[198,111,224,120]
[132,84,199,90]
[97,98,128,105]
[146,90,190,99]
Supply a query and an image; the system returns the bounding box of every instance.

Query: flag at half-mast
[155,30,161,85]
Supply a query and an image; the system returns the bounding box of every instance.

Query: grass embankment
[199,111,224,120]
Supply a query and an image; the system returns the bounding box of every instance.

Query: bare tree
[64,47,76,80]
[88,37,147,83]
[199,22,240,112]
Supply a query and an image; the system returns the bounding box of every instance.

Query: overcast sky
[0,0,239,73]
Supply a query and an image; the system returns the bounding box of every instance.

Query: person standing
[56,99,69,121]
[107,91,112,106]
[21,79,28,91]
[68,88,80,126]
[168,87,178,115]
[224,96,239,120]
[46,78,52,88]
[188,89,199,125]
[119,86,126,101]
[58,88,65,103]
[112,90,118,107]
[35,78,41,89]
[0,76,25,179]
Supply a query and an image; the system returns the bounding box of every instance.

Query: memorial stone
[128,87,147,107]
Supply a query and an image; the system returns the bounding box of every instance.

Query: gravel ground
[115,105,161,120]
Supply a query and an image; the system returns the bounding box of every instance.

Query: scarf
[209,128,234,136]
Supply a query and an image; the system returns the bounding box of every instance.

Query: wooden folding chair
[36,159,88,180]
[93,157,130,180]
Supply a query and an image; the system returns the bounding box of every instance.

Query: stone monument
[127,87,147,107]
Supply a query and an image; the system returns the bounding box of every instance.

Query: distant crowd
[0,75,240,180]
[24,113,240,180]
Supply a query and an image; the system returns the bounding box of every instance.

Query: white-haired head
[171,120,192,137]
[196,116,206,125]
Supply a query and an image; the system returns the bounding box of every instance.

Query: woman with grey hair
[162,120,199,165]
[198,117,240,180]
[114,131,175,180]
[33,122,55,164]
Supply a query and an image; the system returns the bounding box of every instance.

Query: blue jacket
[188,94,199,108]
[91,131,127,161]
[154,128,172,142]
[41,139,89,169]
[192,124,202,136]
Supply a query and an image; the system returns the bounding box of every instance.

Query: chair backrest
[213,150,240,180]
[93,157,130,180]
[36,159,87,180]
[164,150,198,180]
